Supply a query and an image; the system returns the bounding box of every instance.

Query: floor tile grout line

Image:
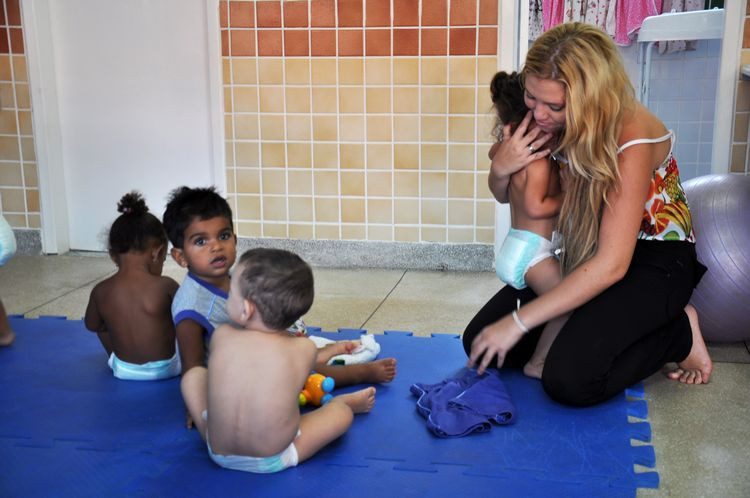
[359,269,408,330]
[22,271,116,317]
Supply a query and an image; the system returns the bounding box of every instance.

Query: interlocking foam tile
[1,317,658,497]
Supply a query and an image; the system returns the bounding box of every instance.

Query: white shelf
[638,8,724,43]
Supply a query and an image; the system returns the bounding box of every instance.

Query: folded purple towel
[410,369,516,438]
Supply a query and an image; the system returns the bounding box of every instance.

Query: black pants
[462,240,705,407]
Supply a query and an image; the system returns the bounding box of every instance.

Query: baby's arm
[314,340,359,366]
[522,158,563,219]
[84,286,112,355]
[176,319,207,374]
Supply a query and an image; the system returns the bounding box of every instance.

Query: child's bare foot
[366,358,397,383]
[667,304,712,384]
[523,359,543,380]
[0,328,15,346]
[336,387,376,414]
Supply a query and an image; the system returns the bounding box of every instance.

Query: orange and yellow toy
[299,373,335,406]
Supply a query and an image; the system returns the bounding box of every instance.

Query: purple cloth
[410,369,516,438]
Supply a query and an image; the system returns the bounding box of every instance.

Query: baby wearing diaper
[489,71,570,379]
[180,248,375,473]
[84,192,181,380]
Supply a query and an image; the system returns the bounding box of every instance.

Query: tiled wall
[220,0,499,243]
[733,1,750,174]
[0,0,38,229]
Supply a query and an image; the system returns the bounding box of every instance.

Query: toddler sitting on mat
[84,192,181,380]
[181,248,375,473]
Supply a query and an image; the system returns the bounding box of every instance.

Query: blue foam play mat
[0,316,658,497]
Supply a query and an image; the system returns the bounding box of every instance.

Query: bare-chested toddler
[84,192,180,380]
[181,248,375,473]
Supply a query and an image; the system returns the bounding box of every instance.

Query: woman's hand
[467,314,526,374]
[490,111,553,176]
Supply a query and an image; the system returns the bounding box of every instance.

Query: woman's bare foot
[336,387,376,414]
[667,304,712,384]
[523,359,543,380]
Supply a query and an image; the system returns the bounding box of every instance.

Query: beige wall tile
[287,115,311,141]
[365,58,391,85]
[736,81,750,112]
[0,110,17,134]
[224,87,232,112]
[421,87,447,114]
[421,115,446,142]
[421,144,446,170]
[730,144,747,172]
[23,163,37,188]
[447,227,474,243]
[258,58,283,84]
[421,226,446,242]
[367,115,392,142]
[0,83,13,108]
[262,196,287,221]
[313,87,338,113]
[313,143,338,169]
[312,58,337,85]
[448,172,474,198]
[394,144,419,170]
[27,213,40,228]
[289,196,314,221]
[225,141,235,166]
[734,113,749,142]
[741,49,750,66]
[367,171,392,196]
[449,87,475,114]
[287,143,312,168]
[475,146,492,171]
[341,171,365,196]
[339,58,364,85]
[260,114,286,140]
[448,199,473,224]
[395,226,419,241]
[393,59,419,84]
[236,221,262,237]
[3,213,25,227]
[312,115,338,141]
[449,116,475,142]
[289,223,314,239]
[339,115,365,141]
[476,200,495,227]
[13,57,27,82]
[394,87,419,113]
[235,195,261,219]
[288,169,313,195]
[368,198,392,223]
[367,225,393,241]
[394,171,419,197]
[261,142,286,167]
[341,197,365,222]
[340,144,365,169]
[339,87,364,113]
[235,115,259,139]
[25,188,39,212]
[261,169,286,195]
[475,172,493,199]
[263,223,288,238]
[0,162,22,186]
[342,224,366,240]
[421,172,446,198]
[314,171,339,195]
[477,57,497,88]
[367,144,392,169]
[449,57,476,85]
[449,144,475,170]
[236,168,260,193]
[232,59,257,84]
[0,137,20,161]
[366,87,391,113]
[235,142,260,167]
[421,58,447,85]
[393,115,420,142]
[285,59,310,85]
[286,87,311,113]
[476,113,495,142]
[15,84,29,109]
[226,168,236,193]
[224,115,234,140]
[394,198,419,223]
[0,56,11,81]
[259,86,284,112]
[222,57,231,83]
[315,198,340,222]
[315,224,340,239]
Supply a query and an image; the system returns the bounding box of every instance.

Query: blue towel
[411,369,516,438]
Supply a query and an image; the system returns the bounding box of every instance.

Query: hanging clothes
[529,0,545,41]
[614,0,663,46]
[542,0,617,38]
[658,0,704,54]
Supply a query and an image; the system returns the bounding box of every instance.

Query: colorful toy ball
[299,373,335,406]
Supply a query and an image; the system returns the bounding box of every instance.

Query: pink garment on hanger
[543,0,566,32]
[614,0,663,46]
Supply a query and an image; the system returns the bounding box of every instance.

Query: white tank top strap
[617,130,674,157]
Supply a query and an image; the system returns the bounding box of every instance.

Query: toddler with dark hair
[181,248,375,473]
[84,192,181,380]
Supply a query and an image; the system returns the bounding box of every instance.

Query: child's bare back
[207,324,316,457]
[87,270,178,363]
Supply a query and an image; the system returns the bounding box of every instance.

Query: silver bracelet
[512,310,529,334]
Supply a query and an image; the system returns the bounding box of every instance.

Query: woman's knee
[541,359,603,407]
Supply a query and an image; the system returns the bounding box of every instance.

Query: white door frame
[714,2,742,174]
[22,0,226,254]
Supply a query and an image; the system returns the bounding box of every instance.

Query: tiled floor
[1,253,748,497]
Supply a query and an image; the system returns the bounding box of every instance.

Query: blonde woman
[464,22,711,406]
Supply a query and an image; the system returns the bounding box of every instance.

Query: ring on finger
[527,145,535,153]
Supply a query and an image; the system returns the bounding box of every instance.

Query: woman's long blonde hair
[522,23,635,274]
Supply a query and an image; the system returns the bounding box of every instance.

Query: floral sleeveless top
[619,131,695,242]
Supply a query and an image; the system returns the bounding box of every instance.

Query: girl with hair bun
[465,23,711,406]
[85,191,181,380]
